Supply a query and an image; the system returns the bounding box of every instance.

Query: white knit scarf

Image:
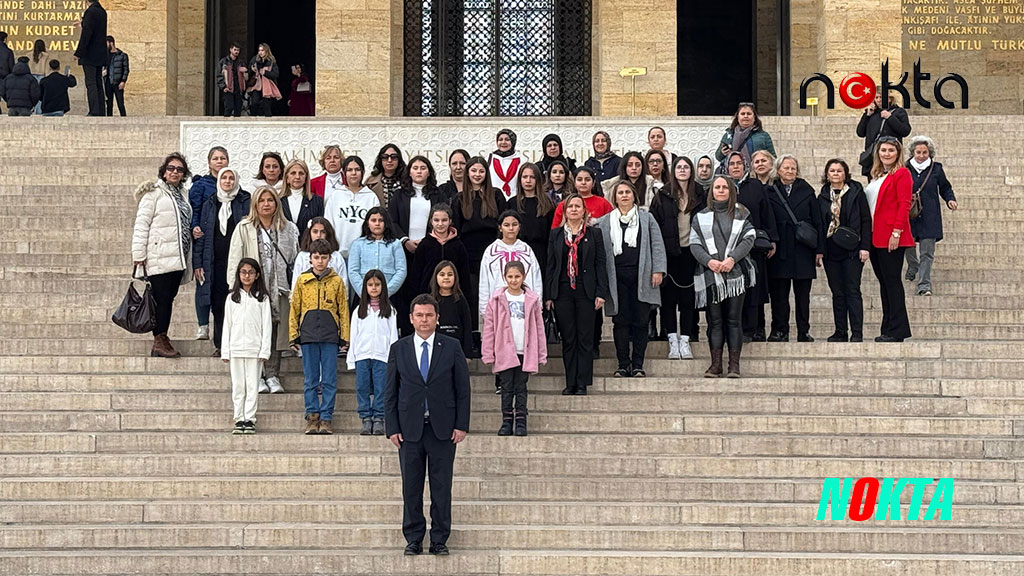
[609,206,639,256]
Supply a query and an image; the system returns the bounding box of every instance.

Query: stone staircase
[0,116,1022,575]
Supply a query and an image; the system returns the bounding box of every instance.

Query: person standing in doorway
[248,43,280,117]
[28,40,47,115]
[217,43,247,117]
[104,35,128,116]
[386,294,471,557]
[74,0,108,116]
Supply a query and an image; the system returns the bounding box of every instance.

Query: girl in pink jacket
[481,260,547,437]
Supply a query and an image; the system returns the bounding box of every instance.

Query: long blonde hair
[282,159,312,200]
[870,137,904,180]
[247,186,288,230]
[257,43,276,65]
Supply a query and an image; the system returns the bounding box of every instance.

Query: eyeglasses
[382,154,400,161]
[239,270,257,276]
[166,166,186,174]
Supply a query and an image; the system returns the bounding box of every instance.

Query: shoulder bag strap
[261,225,294,266]
[771,184,801,225]
[914,164,934,196]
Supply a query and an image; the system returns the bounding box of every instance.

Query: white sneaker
[667,334,681,360]
[258,378,270,394]
[267,376,284,394]
[195,325,210,340]
[677,335,693,360]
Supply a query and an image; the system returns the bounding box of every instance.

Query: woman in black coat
[818,159,872,342]
[513,163,556,276]
[724,151,778,341]
[905,135,958,296]
[545,193,609,396]
[765,154,826,342]
[856,92,912,178]
[280,159,323,234]
[409,204,470,298]
[389,155,448,336]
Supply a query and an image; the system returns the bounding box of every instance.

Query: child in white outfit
[222,258,273,434]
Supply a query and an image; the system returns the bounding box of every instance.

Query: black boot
[704,349,724,378]
[497,412,513,436]
[514,414,527,436]
[727,348,741,378]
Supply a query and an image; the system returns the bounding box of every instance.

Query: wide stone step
[0,431,1015,460]
[3,473,1017,505]
[3,548,1023,576]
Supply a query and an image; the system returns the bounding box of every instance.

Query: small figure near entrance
[248,43,281,117]
[73,0,108,116]
[217,43,247,117]
[288,63,314,116]
[103,36,129,116]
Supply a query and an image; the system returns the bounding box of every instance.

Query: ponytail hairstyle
[230,258,269,303]
[357,269,393,319]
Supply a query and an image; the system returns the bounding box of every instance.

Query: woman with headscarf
[723,151,778,342]
[365,143,406,210]
[489,128,527,202]
[538,133,578,175]
[715,102,776,165]
[585,130,621,185]
[194,166,251,354]
[695,155,715,197]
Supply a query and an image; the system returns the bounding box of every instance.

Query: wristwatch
[891,230,901,238]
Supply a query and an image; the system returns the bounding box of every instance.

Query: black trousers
[612,272,650,370]
[870,246,912,339]
[824,254,865,336]
[555,287,596,391]
[82,64,105,116]
[222,91,243,117]
[210,264,230,349]
[769,278,812,336]
[499,359,529,416]
[743,252,769,336]
[249,92,272,117]
[661,252,697,335]
[105,82,126,116]
[399,425,457,545]
[708,294,745,352]
[149,270,184,337]
[467,269,480,331]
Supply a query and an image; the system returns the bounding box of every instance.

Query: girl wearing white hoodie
[222,258,273,434]
[347,269,398,436]
[478,210,543,319]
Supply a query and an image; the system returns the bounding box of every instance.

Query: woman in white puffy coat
[131,153,194,358]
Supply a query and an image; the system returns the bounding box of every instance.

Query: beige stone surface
[594,0,676,116]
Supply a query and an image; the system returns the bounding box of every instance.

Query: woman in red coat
[864,136,914,342]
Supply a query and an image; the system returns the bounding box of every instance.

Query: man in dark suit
[74,0,108,116]
[385,293,471,556]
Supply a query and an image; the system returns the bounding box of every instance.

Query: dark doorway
[676,0,789,115]
[205,0,316,116]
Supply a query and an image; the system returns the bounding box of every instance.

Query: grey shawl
[689,204,757,307]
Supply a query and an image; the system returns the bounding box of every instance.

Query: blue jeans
[355,359,387,419]
[41,111,64,116]
[195,290,210,327]
[301,342,339,421]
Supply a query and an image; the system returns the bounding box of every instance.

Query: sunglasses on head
[878,136,900,145]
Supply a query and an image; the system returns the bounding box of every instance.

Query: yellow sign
[805,97,819,106]
[619,67,647,77]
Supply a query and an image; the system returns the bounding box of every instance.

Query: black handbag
[543,308,561,344]
[771,185,818,249]
[859,116,888,171]
[752,229,773,254]
[831,225,861,252]
[112,264,157,334]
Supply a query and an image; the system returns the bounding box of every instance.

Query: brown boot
[304,413,320,435]
[704,348,723,378]
[151,334,181,358]
[727,348,741,378]
[318,419,334,435]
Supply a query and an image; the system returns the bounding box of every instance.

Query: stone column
[593,0,677,116]
[107,0,180,115]
[315,0,394,116]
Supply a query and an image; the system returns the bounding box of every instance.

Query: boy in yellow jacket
[290,239,349,435]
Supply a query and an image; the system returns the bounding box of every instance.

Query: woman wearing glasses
[715,102,776,165]
[866,136,914,342]
[132,153,194,358]
[366,144,406,209]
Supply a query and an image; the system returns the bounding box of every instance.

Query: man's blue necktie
[420,341,430,416]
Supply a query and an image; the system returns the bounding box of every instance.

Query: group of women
[131,104,956,391]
